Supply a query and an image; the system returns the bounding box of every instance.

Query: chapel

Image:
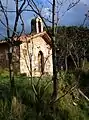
[0,17,53,76]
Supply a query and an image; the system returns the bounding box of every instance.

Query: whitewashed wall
[20,36,53,76]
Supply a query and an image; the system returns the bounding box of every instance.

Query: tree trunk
[52,0,58,100]
[65,55,68,72]
[82,49,86,70]
[8,45,16,99]
[52,42,58,99]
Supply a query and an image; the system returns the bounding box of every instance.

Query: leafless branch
[12,0,26,37]
[0,0,10,38]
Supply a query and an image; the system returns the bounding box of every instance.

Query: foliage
[58,71,89,120]
[55,26,89,69]
[0,71,89,120]
[78,70,89,97]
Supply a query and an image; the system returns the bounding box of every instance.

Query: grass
[0,70,89,120]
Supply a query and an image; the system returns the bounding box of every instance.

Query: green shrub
[0,72,89,120]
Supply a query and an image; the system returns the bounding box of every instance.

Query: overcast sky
[0,0,89,38]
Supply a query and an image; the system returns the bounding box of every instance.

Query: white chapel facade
[19,17,53,76]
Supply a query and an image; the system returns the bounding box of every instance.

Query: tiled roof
[0,31,52,46]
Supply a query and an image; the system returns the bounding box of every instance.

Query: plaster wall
[20,36,53,76]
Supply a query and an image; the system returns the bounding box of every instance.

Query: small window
[38,21,41,33]
[38,51,44,74]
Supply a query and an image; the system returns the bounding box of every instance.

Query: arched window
[38,51,44,74]
[38,20,41,33]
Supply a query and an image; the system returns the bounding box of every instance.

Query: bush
[0,72,89,120]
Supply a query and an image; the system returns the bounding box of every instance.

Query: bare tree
[0,0,80,102]
[26,0,80,100]
[0,0,27,102]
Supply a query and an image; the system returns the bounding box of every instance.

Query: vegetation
[0,70,89,120]
[0,1,89,119]
[46,26,89,71]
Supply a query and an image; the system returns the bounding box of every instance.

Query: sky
[60,0,89,26]
[0,0,89,38]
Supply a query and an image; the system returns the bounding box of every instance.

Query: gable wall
[20,36,53,76]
